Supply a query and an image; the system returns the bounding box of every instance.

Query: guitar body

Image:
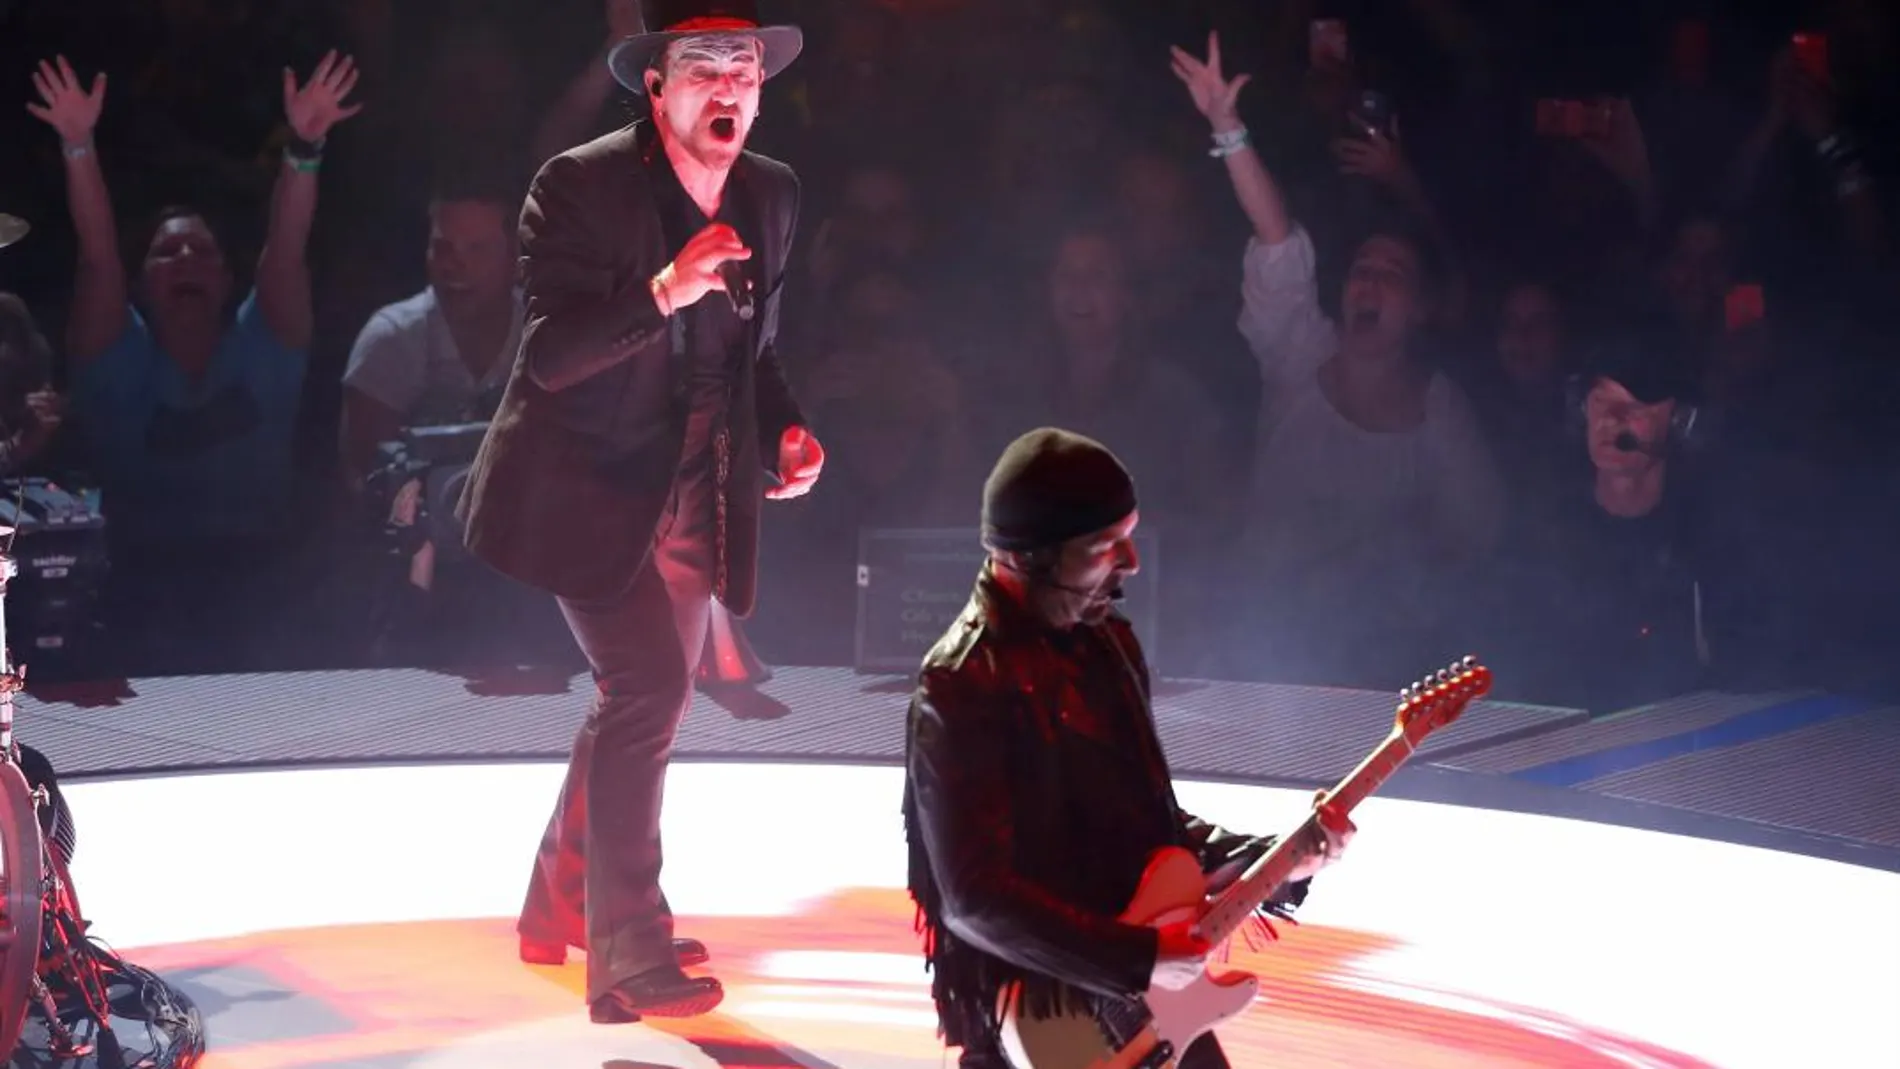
[999,847,1261,1069]
[992,658,1492,1069]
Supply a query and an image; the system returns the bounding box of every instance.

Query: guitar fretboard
[1198,728,1418,946]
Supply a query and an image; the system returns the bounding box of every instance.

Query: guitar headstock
[1393,656,1492,740]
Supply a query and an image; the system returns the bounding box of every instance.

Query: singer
[458,0,824,1025]
[902,427,1352,1068]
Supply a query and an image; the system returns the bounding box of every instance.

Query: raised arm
[1170,34,1336,401]
[529,0,642,166]
[1170,33,1290,248]
[906,676,1160,1000]
[29,57,125,363]
[258,51,363,353]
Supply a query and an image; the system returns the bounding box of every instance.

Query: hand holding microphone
[650,222,751,317]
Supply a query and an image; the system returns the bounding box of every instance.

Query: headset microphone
[1047,578,1125,602]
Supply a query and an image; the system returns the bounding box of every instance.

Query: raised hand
[1578,98,1653,192]
[1769,48,1838,141]
[1333,123,1410,186]
[284,51,363,143]
[26,56,105,145]
[1169,32,1250,133]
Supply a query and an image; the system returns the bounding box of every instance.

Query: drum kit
[0,216,202,1065]
[0,502,137,1063]
[0,213,43,1056]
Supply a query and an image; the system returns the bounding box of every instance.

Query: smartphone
[1725,284,1766,333]
[1309,19,1349,68]
[1791,32,1829,84]
[1352,89,1394,140]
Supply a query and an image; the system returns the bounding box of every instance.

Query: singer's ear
[1022,548,1061,579]
[646,72,664,97]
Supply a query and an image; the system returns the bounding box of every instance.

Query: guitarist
[903,427,1355,1069]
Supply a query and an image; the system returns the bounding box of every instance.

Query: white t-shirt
[342,287,523,425]
[1235,226,1504,617]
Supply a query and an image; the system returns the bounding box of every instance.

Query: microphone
[1049,578,1126,602]
[1613,430,1671,456]
[717,260,755,322]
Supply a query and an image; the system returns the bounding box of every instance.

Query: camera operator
[1484,313,1713,710]
[340,172,522,487]
[341,172,569,666]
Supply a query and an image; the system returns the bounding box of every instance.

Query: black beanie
[981,428,1138,553]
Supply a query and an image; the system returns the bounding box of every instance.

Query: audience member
[1,2,1891,701]
[31,52,355,548]
[1485,319,1709,709]
[340,172,523,485]
[1173,35,1502,683]
[30,51,358,672]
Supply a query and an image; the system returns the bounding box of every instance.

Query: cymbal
[0,215,29,249]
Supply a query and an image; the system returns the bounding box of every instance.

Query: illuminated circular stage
[59,762,1900,1069]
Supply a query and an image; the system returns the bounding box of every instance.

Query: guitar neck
[1198,726,1417,947]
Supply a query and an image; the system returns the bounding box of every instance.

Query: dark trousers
[962,1022,1227,1068]
[517,488,713,1003]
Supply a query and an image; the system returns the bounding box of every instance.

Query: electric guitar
[998,656,1493,1069]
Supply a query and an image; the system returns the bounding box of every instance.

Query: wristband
[1210,126,1250,159]
[650,271,676,317]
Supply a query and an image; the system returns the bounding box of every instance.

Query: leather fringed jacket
[902,563,1308,1048]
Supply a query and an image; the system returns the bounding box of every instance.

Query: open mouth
[710,116,737,140]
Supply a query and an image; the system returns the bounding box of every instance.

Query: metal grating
[1435,691,1807,774]
[19,666,1899,850]
[1145,678,1581,782]
[1579,707,1900,848]
[18,666,1577,786]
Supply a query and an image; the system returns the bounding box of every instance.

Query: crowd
[0,0,1894,711]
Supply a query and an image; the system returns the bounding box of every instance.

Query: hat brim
[608,25,803,95]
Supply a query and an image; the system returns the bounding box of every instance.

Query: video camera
[0,478,106,660]
[362,422,490,553]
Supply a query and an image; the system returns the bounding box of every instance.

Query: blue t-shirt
[74,289,308,544]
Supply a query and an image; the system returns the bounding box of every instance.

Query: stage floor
[63,762,1900,1069]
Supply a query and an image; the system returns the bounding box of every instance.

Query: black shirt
[1499,481,1706,709]
[641,128,763,531]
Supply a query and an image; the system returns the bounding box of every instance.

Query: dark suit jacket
[458,122,804,614]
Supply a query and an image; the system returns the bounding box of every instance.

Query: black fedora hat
[607,1,803,96]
